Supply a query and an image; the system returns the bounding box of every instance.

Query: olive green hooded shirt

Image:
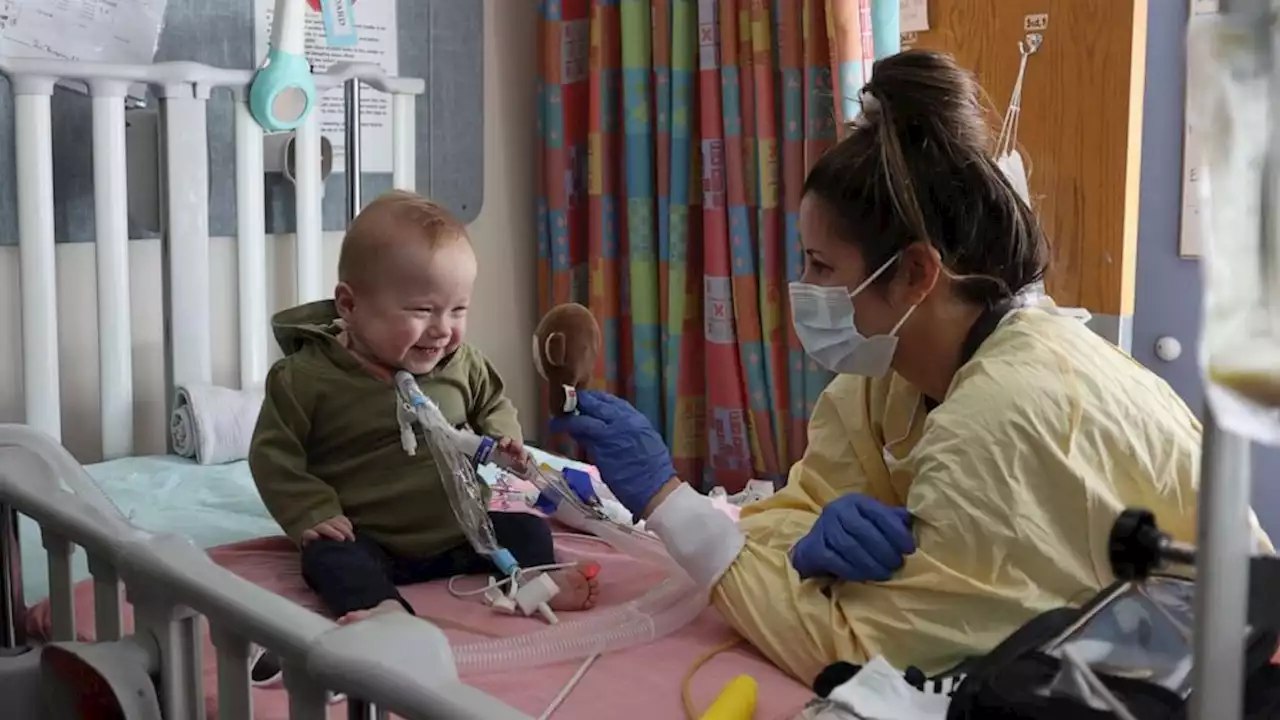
[248,300,522,558]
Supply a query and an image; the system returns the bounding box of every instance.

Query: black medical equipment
[1108,508,1280,633]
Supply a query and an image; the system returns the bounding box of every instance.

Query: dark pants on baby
[299,511,557,617]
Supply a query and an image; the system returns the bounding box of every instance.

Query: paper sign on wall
[0,0,167,101]
[900,0,928,33]
[0,0,167,64]
[254,0,398,174]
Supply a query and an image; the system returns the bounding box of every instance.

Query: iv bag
[1188,17,1280,444]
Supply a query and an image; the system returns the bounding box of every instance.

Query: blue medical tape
[490,548,519,576]
[472,435,498,467]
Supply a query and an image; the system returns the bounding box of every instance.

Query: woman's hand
[790,493,916,582]
[548,390,677,517]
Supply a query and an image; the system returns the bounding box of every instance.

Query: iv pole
[1189,1,1264,717]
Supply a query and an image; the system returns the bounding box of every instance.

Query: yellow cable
[681,637,746,719]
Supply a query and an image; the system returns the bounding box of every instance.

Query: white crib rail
[0,425,528,719]
[0,56,523,719]
[0,55,422,456]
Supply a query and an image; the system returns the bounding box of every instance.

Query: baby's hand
[300,515,355,545]
[497,436,532,475]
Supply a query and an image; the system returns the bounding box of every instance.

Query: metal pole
[1190,4,1269,717]
[0,502,25,648]
[342,83,375,720]
[344,78,363,222]
[1189,407,1253,720]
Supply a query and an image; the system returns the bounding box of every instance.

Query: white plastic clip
[484,580,518,615]
[514,574,561,625]
[396,401,418,455]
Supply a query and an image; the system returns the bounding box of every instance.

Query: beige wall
[0,0,541,463]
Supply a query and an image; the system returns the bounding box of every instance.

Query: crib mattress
[26,534,814,719]
[19,455,280,606]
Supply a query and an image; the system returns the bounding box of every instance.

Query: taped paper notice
[0,0,166,64]
[900,0,928,33]
[0,0,166,101]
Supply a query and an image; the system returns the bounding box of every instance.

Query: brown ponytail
[803,49,1048,306]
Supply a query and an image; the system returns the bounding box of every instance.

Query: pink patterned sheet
[26,533,811,719]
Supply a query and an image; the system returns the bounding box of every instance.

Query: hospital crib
[0,55,528,719]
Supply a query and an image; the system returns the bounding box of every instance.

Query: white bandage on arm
[645,482,746,588]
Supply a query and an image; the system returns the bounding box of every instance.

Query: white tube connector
[514,575,560,626]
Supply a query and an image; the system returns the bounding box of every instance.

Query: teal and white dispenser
[249,0,317,132]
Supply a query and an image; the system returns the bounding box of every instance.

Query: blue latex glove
[547,390,676,517]
[790,493,916,582]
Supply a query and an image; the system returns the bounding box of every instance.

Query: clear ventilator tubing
[451,498,709,674]
[419,422,711,673]
[1190,13,1280,446]
[393,371,517,574]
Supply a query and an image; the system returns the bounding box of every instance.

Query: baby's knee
[299,535,368,574]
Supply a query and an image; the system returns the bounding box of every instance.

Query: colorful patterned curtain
[537,0,901,493]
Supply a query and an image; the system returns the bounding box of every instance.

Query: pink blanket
[27,534,811,719]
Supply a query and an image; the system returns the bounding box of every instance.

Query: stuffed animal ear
[531,334,548,380]
[545,332,568,368]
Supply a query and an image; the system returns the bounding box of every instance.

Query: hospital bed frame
[0,55,532,719]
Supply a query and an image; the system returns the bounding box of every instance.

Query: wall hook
[1021,33,1043,56]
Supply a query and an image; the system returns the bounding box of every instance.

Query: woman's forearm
[643,480,746,588]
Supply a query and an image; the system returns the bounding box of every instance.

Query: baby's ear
[545,331,568,367]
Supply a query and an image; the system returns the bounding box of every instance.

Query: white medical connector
[484,582,518,615]
[480,574,559,624]
[396,399,418,455]
[515,574,561,625]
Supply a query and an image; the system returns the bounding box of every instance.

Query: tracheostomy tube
[393,371,519,576]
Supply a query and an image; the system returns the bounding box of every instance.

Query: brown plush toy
[532,303,602,416]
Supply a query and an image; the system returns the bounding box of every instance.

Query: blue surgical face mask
[788,255,918,377]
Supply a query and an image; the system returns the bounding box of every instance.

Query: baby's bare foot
[546,561,601,611]
[338,599,406,625]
